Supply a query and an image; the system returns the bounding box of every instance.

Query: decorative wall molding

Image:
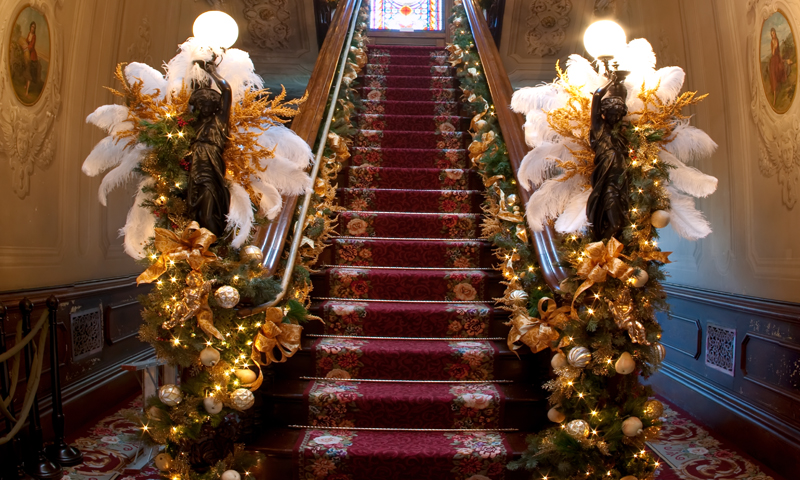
[747,0,800,210]
[242,0,291,51]
[126,16,152,65]
[593,0,615,16]
[0,0,63,199]
[525,0,572,57]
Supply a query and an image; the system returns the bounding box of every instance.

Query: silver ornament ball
[568,347,591,368]
[231,387,255,410]
[508,290,528,307]
[158,384,183,407]
[565,419,590,438]
[215,286,241,309]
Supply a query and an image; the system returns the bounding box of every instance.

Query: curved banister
[252,0,361,277]
[461,0,569,291]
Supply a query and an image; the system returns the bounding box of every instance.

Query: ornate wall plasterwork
[747,0,800,210]
[0,0,63,199]
[242,0,291,51]
[525,0,572,57]
[593,0,615,16]
[126,16,152,65]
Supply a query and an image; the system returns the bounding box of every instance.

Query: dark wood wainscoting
[649,283,800,479]
[0,275,154,440]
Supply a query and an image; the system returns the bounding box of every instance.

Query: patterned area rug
[650,403,780,480]
[63,398,160,480]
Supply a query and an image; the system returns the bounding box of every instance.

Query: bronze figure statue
[586,71,630,241]
[186,56,232,237]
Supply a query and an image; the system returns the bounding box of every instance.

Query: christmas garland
[447,2,718,479]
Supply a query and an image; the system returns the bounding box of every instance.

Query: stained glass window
[369,0,442,31]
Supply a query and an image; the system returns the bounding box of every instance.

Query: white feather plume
[666,186,712,240]
[664,121,717,163]
[97,144,149,206]
[554,187,591,234]
[517,141,571,189]
[215,48,264,101]
[510,84,563,115]
[659,150,717,197]
[120,178,157,259]
[124,62,167,97]
[226,182,255,248]
[83,136,129,177]
[564,54,605,95]
[654,67,685,103]
[525,175,586,232]
[254,155,313,195]
[617,39,656,74]
[87,105,130,132]
[256,124,313,169]
[250,177,283,220]
[523,110,560,148]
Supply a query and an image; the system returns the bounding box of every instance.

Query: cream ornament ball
[203,396,223,414]
[650,210,671,229]
[630,269,649,288]
[547,407,565,423]
[508,290,528,307]
[231,388,255,410]
[622,416,644,437]
[615,351,636,375]
[568,347,591,368]
[215,286,241,309]
[221,470,241,480]
[154,453,172,470]
[234,368,258,384]
[620,476,639,480]
[551,352,568,369]
[199,346,221,367]
[158,384,183,407]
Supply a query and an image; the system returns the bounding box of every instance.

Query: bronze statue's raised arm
[591,74,616,132]
[205,62,232,128]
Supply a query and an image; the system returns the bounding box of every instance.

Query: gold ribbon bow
[251,307,303,366]
[572,237,634,312]
[327,132,351,163]
[507,297,570,354]
[137,222,217,285]
[469,130,495,167]
[445,44,464,66]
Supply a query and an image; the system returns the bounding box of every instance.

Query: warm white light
[583,20,626,59]
[193,11,239,48]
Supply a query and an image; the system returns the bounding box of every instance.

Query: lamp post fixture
[193,10,239,49]
[583,19,626,75]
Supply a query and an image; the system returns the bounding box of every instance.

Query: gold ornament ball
[235,368,258,384]
[221,471,241,480]
[158,384,183,407]
[453,17,463,26]
[565,419,590,438]
[240,245,264,263]
[621,477,639,480]
[547,407,565,423]
[622,416,644,437]
[653,342,666,363]
[508,290,529,307]
[203,396,223,414]
[551,352,568,369]
[643,399,664,419]
[650,210,671,228]
[630,269,649,288]
[154,453,172,470]
[615,351,636,375]
[506,194,517,206]
[568,347,591,368]
[231,388,255,410]
[199,346,221,367]
[215,286,241,309]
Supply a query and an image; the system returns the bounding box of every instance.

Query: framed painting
[7,5,51,106]
[760,10,797,113]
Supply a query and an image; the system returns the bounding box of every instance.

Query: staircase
[251,44,548,480]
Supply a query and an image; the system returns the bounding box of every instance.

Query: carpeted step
[338,211,481,238]
[353,129,468,149]
[305,380,504,429]
[350,147,468,169]
[362,75,458,89]
[340,188,482,214]
[313,338,499,381]
[367,52,449,67]
[362,99,461,116]
[326,267,488,301]
[355,114,468,133]
[369,45,448,55]
[365,64,454,77]
[294,429,513,479]
[331,238,487,268]
[347,166,476,190]
[362,86,459,102]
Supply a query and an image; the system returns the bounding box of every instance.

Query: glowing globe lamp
[193,11,239,48]
[583,20,626,60]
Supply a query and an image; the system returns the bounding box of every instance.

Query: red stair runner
[262,45,540,480]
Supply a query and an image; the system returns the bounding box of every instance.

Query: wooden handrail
[252,0,361,276]
[462,0,569,291]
